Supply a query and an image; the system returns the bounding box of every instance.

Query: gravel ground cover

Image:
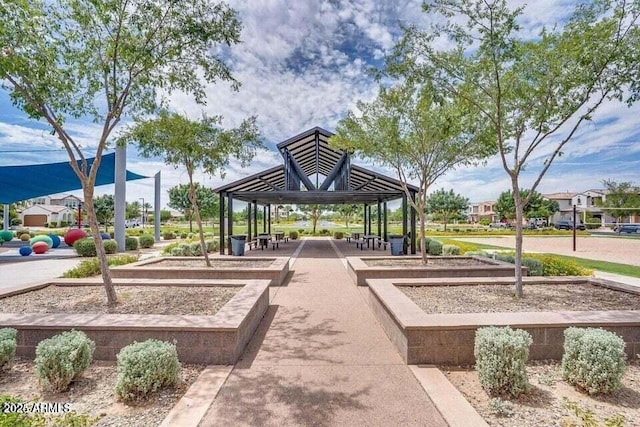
[444,360,640,427]
[153,259,274,268]
[0,359,203,427]
[0,285,239,315]
[399,283,640,313]
[364,257,491,267]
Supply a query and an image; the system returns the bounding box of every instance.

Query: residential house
[29,194,82,209]
[544,190,621,226]
[20,204,75,227]
[467,201,498,223]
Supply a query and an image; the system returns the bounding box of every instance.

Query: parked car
[489,222,509,229]
[618,224,640,234]
[554,220,586,231]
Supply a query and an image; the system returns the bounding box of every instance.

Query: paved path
[0,258,83,290]
[201,238,446,426]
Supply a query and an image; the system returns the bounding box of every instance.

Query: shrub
[474,326,532,397]
[319,229,330,236]
[187,232,195,239]
[170,247,184,256]
[138,234,155,249]
[205,240,219,253]
[333,231,344,239]
[43,222,49,228]
[74,238,97,257]
[49,221,58,228]
[465,250,491,258]
[521,258,543,276]
[297,228,305,234]
[562,328,626,395]
[523,254,591,276]
[60,221,68,227]
[204,232,214,238]
[190,242,202,256]
[125,236,138,251]
[115,340,181,401]
[427,239,443,256]
[11,217,22,226]
[439,239,484,254]
[289,231,299,240]
[19,233,30,241]
[61,255,139,278]
[442,244,460,255]
[180,232,188,239]
[103,239,117,254]
[0,328,17,368]
[163,231,176,240]
[35,330,95,392]
[178,243,191,256]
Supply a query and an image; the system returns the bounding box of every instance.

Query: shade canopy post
[383,201,388,242]
[410,192,416,255]
[219,192,225,255]
[402,194,408,254]
[227,193,233,255]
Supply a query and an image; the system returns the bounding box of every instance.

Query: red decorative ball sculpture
[64,229,87,246]
[32,241,49,254]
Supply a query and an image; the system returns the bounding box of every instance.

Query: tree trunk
[84,185,118,306]
[189,214,193,233]
[188,177,210,267]
[513,182,524,298]
[443,215,448,232]
[419,210,427,264]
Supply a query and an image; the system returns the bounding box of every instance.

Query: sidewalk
[0,258,83,290]
[200,238,446,426]
[593,271,640,289]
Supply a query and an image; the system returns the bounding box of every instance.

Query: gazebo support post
[383,201,388,242]
[219,192,225,255]
[363,203,368,235]
[402,194,408,255]
[410,192,417,254]
[247,202,251,242]
[377,200,381,237]
[368,205,372,236]
[227,193,233,255]
[267,205,271,234]
[253,201,257,239]
[262,206,266,233]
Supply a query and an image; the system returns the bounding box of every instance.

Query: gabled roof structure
[215,127,418,255]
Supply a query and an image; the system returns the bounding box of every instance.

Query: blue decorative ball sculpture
[19,246,33,256]
[49,234,61,248]
[100,232,110,240]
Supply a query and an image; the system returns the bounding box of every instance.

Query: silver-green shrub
[562,327,626,395]
[138,234,155,249]
[474,326,532,397]
[0,328,17,368]
[170,247,184,256]
[35,330,95,392]
[178,243,191,256]
[103,239,117,254]
[125,236,139,251]
[115,340,181,401]
[521,258,543,276]
[427,239,442,256]
[205,240,219,253]
[190,242,202,256]
[442,244,460,255]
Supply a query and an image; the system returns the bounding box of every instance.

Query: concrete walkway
[200,238,446,426]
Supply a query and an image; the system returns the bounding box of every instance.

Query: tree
[495,190,559,223]
[425,189,468,231]
[335,204,361,229]
[599,180,640,224]
[160,210,172,223]
[168,184,219,232]
[120,112,261,267]
[125,201,141,220]
[331,80,494,263]
[0,0,243,305]
[94,194,114,231]
[299,205,328,234]
[394,0,640,295]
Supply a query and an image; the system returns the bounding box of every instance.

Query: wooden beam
[286,149,316,191]
[319,153,347,190]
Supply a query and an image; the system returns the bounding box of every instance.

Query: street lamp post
[140,198,145,228]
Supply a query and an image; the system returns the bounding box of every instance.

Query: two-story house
[467,201,498,223]
[20,194,83,227]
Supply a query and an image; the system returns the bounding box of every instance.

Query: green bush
[74,238,97,257]
[205,240,219,253]
[333,231,344,239]
[125,236,138,251]
[35,330,95,392]
[521,258,543,276]
[115,340,181,401]
[465,250,491,258]
[428,239,443,256]
[562,328,626,395]
[19,233,30,241]
[0,328,17,368]
[61,255,139,278]
[494,253,515,264]
[474,326,532,397]
[60,221,68,227]
[162,242,179,255]
[103,239,117,254]
[180,232,188,239]
[178,243,191,256]
[138,234,155,249]
[297,229,305,235]
[289,231,299,240]
[170,247,184,256]
[190,242,202,256]
[319,229,330,236]
[49,221,58,228]
[442,244,460,255]
[187,232,195,239]
[439,239,483,254]
[163,231,176,240]
[523,254,591,276]
[11,217,22,226]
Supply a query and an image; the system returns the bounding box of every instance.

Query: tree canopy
[168,183,219,231]
[425,189,469,230]
[495,190,559,221]
[599,180,640,222]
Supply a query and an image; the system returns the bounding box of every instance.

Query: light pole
[139,198,145,228]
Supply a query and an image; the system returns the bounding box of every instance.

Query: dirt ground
[400,283,640,313]
[154,259,274,268]
[454,236,640,266]
[0,359,203,427]
[364,257,491,267]
[444,360,640,427]
[0,285,239,315]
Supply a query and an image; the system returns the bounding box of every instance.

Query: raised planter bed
[347,255,526,286]
[110,256,290,286]
[0,278,270,365]
[366,276,640,365]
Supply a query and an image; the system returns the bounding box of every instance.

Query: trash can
[230,235,247,256]
[389,234,405,256]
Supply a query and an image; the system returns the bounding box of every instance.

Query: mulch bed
[153,259,274,268]
[0,358,204,427]
[444,360,640,426]
[399,283,640,313]
[0,285,239,315]
[364,257,491,267]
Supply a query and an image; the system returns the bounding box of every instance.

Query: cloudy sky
[1,0,639,209]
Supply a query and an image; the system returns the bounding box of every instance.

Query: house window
[577,197,581,205]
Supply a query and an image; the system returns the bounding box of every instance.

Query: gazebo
[213,127,418,255]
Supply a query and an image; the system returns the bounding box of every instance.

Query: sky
[1,0,639,209]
